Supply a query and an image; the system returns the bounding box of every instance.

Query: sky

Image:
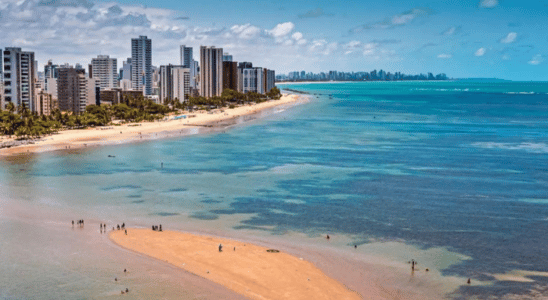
[0,0,546,80]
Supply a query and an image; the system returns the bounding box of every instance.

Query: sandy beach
[0,94,306,157]
[110,228,361,300]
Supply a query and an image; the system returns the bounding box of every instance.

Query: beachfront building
[34,90,54,116]
[222,61,238,92]
[131,36,152,95]
[1,47,36,111]
[238,63,265,94]
[200,46,223,98]
[264,69,276,93]
[159,65,191,103]
[91,55,118,90]
[57,66,97,114]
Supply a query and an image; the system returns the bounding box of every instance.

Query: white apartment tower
[91,55,118,89]
[239,66,265,94]
[199,46,223,98]
[2,47,36,111]
[160,65,191,103]
[131,36,152,95]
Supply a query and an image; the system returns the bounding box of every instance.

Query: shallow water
[1,81,548,299]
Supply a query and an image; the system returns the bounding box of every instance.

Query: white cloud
[528,54,543,65]
[475,47,486,56]
[500,32,517,44]
[479,0,498,8]
[437,54,452,59]
[268,22,295,38]
[0,1,320,72]
[441,26,461,36]
[291,32,307,45]
[230,24,261,39]
[291,32,303,40]
[351,8,431,33]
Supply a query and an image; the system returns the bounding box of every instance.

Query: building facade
[200,46,223,98]
[238,65,265,94]
[57,66,96,114]
[160,65,191,103]
[264,69,276,93]
[2,47,36,111]
[222,61,238,92]
[131,36,152,95]
[91,55,118,90]
[180,45,193,68]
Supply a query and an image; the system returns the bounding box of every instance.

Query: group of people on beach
[152,224,162,231]
[115,269,130,295]
[72,220,84,227]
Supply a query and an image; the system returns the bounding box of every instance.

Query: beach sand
[0,94,305,157]
[110,228,361,300]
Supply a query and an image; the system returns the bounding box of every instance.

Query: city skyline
[0,0,546,81]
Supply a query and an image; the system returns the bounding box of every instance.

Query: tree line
[1,87,282,139]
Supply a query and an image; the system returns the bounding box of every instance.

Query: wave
[471,142,548,153]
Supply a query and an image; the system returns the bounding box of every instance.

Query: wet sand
[110,228,361,300]
[0,94,306,157]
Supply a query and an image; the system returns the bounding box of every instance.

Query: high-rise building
[222,61,238,91]
[223,53,233,62]
[263,69,276,93]
[2,47,36,111]
[57,66,96,114]
[131,36,152,95]
[238,65,265,94]
[121,58,132,81]
[180,45,193,68]
[91,55,118,89]
[199,46,223,98]
[159,65,191,103]
[44,60,59,79]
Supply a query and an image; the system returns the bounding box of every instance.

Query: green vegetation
[0,88,282,140]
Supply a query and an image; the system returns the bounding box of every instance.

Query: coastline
[0,93,307,157]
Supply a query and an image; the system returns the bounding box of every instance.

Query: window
[4,74,10,79]
[4,65,10,71]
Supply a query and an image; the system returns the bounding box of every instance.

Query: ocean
[1,81,548,299]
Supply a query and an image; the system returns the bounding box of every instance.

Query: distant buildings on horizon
[277,70,449,82]
[0,37,276,115]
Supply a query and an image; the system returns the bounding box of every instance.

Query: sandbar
[109,228,361,300]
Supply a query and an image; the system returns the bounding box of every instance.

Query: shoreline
[1,194,469,300]
[0,93,307,157]
[109,228,362,300]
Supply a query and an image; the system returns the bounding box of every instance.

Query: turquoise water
[1,81,548,299]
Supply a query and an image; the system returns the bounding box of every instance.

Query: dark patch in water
[164,188,188,193]
[127,194,142,198]
[201,199,222,204]
[132,200,145,204]
[190,212,219,220]
[152,212,180,217]
[101,185,141,191]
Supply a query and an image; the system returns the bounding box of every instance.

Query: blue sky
[1,0,547,80]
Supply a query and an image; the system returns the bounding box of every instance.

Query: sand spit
[110,228,361,300]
